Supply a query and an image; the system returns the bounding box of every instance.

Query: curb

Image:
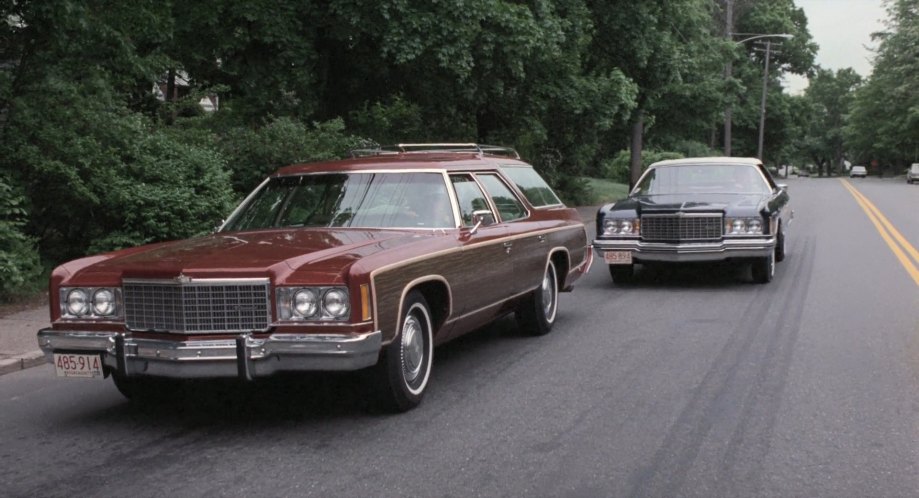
[0,351,46,376]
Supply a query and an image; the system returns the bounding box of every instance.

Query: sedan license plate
[603,251,633,265]
[53,353,104,379]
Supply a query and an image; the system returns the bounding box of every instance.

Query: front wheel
[751,251,775,284]
[516,260,559,336]
[775,226,786,262]
[376,291,434,412]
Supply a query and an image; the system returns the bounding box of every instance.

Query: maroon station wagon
[37,144,592,411]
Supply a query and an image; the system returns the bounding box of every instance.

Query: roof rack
[350,143,520,159]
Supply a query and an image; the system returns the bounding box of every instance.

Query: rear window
[500,166,563,207]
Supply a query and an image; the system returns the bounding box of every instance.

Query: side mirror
[468,210,495,235]
[212,219,226,233]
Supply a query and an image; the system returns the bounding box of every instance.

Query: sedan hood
[609,193,769,214]
[65,229,421,284]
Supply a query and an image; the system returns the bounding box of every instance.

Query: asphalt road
[2,177,917,497]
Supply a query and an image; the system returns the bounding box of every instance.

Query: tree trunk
[629,109,644,190]
[165,68,177,124]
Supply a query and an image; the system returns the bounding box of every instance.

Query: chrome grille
[641,214,723,241]
[123,279,271,333]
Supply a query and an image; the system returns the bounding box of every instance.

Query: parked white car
[907,164,919,184]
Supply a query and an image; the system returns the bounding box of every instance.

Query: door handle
[503,241,513,254]
[537,234,547,243]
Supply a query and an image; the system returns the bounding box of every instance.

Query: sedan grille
[641,214,723,241]
[123,279,271,333]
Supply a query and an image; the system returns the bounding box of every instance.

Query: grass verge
[581,177,629,205]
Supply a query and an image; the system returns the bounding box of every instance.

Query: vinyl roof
[275,152,529,176]
[650,157,763,168]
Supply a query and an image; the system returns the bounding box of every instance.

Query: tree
[587,0,725,188]
[846,0,919,171]
[798,68,862,175]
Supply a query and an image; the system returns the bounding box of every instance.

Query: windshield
[223,172,455,231]
[633,164,771,196]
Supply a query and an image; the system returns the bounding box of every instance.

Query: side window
[499,165,563,207]
[450,174,490,227]
[477,174,527,222]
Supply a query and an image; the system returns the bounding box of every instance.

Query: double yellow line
[840,179,919,286]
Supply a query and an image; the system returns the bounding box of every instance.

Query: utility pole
[723,0,734,157]
[757,40,772,160]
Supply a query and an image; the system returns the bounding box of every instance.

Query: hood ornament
[175,274,193,284]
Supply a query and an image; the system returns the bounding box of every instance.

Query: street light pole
[757,40,772,159]
[723,32,792,158]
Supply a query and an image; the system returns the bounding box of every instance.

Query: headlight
[278,286,350,321]
[602,218,640,236]
[293,289,318,318]
[323,289,350,318]
[66,288,90,316]
[60,287,121,319]
[724,217,766,235]
[92,288,115,316]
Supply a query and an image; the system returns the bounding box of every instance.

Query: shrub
[0,177,42,301]
[216,117,367,193]
[88,129,235,253]
[602,149,685,183]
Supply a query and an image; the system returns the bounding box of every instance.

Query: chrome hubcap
[401,314,424,382]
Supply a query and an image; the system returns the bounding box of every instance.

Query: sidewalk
[0,206,601,377]
[0,306,49,376]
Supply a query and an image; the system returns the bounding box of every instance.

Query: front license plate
[603,251,633,265]
[53,353,104,379]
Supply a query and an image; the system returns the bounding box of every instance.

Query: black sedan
[593,157,792,284]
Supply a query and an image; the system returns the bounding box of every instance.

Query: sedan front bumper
[593,237,775,263]
[37,329,382,380]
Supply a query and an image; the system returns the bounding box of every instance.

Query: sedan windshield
[633,164,771,195]
[223,172,455,231]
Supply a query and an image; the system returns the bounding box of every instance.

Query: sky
[782,0,888,94]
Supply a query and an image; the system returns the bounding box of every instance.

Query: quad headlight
[60,287,122,319]
[602,218,640,236]
[277,287,351,321]
[724,217,765,235]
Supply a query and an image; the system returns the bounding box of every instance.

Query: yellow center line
[840,179,919,286]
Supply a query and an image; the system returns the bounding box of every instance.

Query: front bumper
[37,329,382,380]
[593,237,775,263]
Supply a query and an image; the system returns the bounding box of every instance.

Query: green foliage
[215,117,366,193]
[0,0,830,282]
[602,149,684,183]
[0,74,235,262]
[0,177,42,300]
[846,0,919,169]
[348,97,427,145]
[797,68,862,175]
[88,128,235,253]
[581,177,630,205]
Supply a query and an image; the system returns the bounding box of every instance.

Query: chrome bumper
[36,329,382,380]
[593,237,775,263]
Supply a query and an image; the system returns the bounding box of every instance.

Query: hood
[65,228,421,284]
[604,193,769,215]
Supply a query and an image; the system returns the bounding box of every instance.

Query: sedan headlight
[602,218,641,236]
[724,217,766,235]
[277,286,350,321]
[60,287,122,319]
